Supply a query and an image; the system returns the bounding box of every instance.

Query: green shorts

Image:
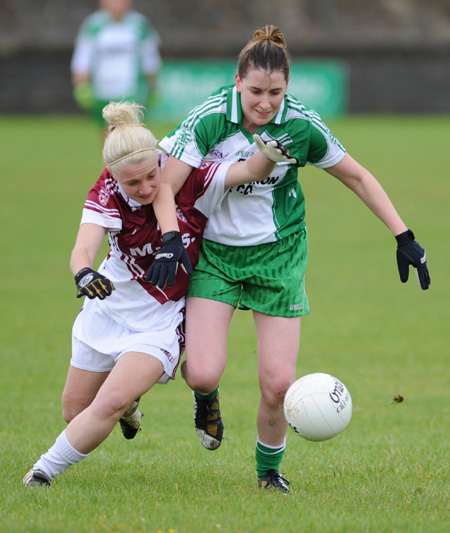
[187,229,310,317]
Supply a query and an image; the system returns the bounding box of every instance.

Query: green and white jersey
[71,9,161,102]
[160,85,345,246]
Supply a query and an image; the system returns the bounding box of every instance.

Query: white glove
[253,133,299,165]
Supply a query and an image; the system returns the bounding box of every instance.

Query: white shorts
[71,300,185,385]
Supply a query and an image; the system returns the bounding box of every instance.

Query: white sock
[256,435,286,452]
[34,430,89,480]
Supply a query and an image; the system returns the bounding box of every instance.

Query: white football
[284,373,352,442]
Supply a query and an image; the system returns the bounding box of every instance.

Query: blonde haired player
[23,100,297,487]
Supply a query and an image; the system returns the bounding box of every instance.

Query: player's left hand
[146,231,193,288]
[75,268,115,299]
[395,229,430,290]
[253,133,299,165]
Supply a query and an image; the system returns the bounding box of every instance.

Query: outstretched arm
[325,153,430,289]
[225,134,299,187]
[148,136,297,289]
[325,153,408,235]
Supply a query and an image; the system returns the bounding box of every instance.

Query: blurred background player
[71,0,162,127]
[155,25,431,494]
[22,99,297,487]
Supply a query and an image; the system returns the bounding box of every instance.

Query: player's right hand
[253,133,299,165]
[75,267,115,300]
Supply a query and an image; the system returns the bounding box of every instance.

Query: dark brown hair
[237,25,290,80]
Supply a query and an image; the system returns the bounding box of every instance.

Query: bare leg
[62,366,110,423]
[25,352,164,485]
[183,297,234,392]
[65,352,164,454]
[254,312,301,446]
[182,297,234,449]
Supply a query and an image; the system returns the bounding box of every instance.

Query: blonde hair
[102,101,157,170]
[237,25,290,80]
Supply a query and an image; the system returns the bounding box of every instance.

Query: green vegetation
[0,115,448,532]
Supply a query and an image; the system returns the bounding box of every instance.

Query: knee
[182,361,220,393]
[260,374,294,408]
[62,391,88,424]
[62,407,76,425]
[91,390,132,421]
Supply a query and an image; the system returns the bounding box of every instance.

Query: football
[284,373,352,442]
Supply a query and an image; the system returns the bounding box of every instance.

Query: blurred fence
[150,60,348,120]
[1,0,450,114]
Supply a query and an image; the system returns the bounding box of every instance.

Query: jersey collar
[228,86,242,124]
[116,181,143,210]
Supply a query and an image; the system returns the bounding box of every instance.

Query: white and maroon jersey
[78,160,232,331]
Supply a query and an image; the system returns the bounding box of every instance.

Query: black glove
[395,229,430,290]
[75,267,115,300]
[146,231,193,288]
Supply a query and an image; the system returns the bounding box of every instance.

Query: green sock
[194,387,219,402]
[255,437,286,477]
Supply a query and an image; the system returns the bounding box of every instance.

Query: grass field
[0,114,449,532]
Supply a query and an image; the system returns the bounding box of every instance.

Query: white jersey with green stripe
[160,85,346,246]
[71,9,161,102]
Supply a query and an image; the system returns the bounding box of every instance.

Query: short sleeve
[80,177,123,232]
[307,120,346,169]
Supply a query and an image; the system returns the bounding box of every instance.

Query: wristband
[395,229,415,247]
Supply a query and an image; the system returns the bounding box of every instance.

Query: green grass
[0,114,449,532]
